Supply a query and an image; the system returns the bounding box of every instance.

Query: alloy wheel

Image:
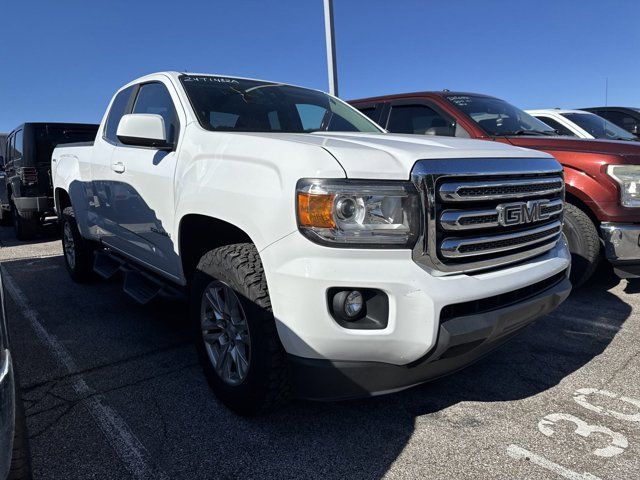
[62,221,76,270]
[200,281,251,386]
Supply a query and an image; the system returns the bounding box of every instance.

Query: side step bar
[93,250,185,305]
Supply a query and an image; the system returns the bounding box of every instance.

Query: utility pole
[323,0,339,97]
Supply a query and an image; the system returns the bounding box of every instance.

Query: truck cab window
[105,86,135,143]
[388,104,457,137]
[132,83,179,143]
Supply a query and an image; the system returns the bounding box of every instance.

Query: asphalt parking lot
[1,225,639,480]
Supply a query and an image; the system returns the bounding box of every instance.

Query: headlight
[296,179,421,248]
[607,165,640,207]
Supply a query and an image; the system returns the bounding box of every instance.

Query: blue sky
[1,0,639,132]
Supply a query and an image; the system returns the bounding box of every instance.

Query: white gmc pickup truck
[52,72,571,414]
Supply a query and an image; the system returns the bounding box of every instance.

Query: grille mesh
[456,181,563,198]
[458,214,498,226]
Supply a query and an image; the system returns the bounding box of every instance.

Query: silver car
[0,269,31,479]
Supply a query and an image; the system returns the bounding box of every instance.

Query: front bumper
[261,231,571,367]
[600,222,640,278]
[12,196,54,214]
[290,275,571,400]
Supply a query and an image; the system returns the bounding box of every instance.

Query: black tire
[191,243,290,415]
[61,206,94,283]
[11,204,38,241]
[0,208,12,226]
[8,381,32,480]
[563,202,602,287]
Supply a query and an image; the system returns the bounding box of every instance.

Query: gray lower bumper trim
[13,196,54,213]
[289,276,571,401]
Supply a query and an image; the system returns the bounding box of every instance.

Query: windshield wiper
[501,130,557,136]
[609,136,635,141]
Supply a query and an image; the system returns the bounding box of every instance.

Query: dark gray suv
[0,270,31,479]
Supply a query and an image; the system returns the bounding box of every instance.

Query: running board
[93,251,124,279]
[93,250,185,305]
[122,269,163,305]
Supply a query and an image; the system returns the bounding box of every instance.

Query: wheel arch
[54,187,72,218]
[564,190,600,235]
[178,214,255,284]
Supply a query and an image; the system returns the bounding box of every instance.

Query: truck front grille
[411,158,565,274]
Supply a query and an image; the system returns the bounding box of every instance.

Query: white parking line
[506,444,601,480]
[1,266,169,480]
[553,313,622,332]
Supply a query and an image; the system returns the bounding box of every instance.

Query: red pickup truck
[350,92,640,286]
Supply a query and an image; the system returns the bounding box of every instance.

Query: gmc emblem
[497,200,551,227]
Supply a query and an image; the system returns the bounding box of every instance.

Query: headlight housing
[607,165,640,207]
[296,179,421,248]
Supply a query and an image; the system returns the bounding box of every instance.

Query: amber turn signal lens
[297,192,336,228]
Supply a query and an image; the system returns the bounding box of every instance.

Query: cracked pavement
[2,225,640,479]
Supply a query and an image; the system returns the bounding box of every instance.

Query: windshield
[446,95,556,136]
[561,113,637,141]
[180,75,382,133]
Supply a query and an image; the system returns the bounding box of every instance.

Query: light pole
[323,0,339,97]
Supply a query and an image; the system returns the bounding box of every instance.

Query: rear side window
[4,134,13,162]
[132,83,179,143]
[104,86,135,143]
[14,130,24,159]
[388,104,459,137]
[535,116,575,136]
[35,126,98,164]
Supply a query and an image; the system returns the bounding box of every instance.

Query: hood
[232,131,553,179]
[505,136,640,157]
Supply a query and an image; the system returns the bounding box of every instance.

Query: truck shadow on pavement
[0,221,61,246]
[4,254,633,480]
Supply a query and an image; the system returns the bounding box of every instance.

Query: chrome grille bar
[439,177,564,202]
[441,198,564,231]
[441,221,562,259]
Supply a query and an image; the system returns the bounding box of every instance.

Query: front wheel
[563,202,602,287]
[61,206,94,283]
[191,243,290,415]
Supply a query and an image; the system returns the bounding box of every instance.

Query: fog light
[344,291,364,318]
[332,289,365,321]
[328,287,388,329]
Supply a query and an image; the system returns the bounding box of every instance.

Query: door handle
[111,162,125,173]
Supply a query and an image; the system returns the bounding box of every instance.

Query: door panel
[102,81,181,278]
